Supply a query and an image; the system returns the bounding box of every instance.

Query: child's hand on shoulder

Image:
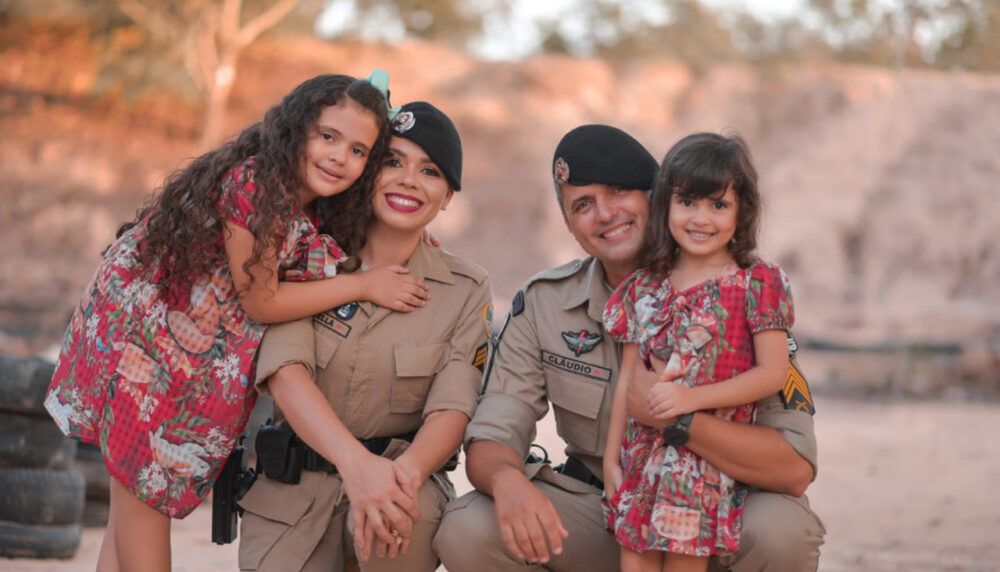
[359,265,430,312]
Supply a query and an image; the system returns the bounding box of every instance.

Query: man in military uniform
[434,125,824,571]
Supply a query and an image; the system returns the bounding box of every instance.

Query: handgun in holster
[211,435,257,545]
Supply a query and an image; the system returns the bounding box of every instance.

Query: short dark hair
[642,132,761,276]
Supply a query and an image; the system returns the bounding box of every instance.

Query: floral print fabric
[602,262,793,556]
[44,157,345,518]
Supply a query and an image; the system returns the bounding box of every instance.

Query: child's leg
[621,546,663,572]
[105,476,172,572]
[661,553,708,572]
[96,478,117,572]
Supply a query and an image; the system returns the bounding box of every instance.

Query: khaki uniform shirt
[466,256,818,483]
[255,241,493,437]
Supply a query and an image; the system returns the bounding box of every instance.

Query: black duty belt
[303,430,419,474]
[556,456,604,491]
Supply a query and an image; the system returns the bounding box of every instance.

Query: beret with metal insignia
[391,101,463,191]
[552,124,658,191]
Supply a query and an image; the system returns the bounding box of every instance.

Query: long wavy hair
[122,74,391,293]
[642,132,761,277]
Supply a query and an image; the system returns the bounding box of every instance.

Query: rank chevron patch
[782,360,815,415]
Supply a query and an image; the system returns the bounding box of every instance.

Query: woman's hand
[338,452,419,561]
[358,265,429,312]
[357,458,427,560]
[392,455,425,502]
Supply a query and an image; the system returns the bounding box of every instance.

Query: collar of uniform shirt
[560,257,611,324]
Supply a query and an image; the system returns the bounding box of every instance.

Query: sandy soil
[3,397,997,571]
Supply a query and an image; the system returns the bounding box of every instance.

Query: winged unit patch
[561,329,602,356]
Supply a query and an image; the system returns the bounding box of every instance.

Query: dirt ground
[3,397,998,572]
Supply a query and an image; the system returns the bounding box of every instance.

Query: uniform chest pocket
[390,342,448,414]
[547,372,607,454]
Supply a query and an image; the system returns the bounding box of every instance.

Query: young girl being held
[602,133,794,572]
[44,73,428,572]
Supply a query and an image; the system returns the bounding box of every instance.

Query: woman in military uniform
[236,101,493,572]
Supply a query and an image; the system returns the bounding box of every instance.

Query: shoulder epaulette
[521,258,588,293]
[441,249,488,285]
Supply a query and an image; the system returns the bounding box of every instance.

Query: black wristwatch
[662,413,694,446]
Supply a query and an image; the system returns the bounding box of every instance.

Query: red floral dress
[44,157,347,518]
[602,262,793,556]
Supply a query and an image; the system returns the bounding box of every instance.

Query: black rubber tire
[0,520,81,559]
[81,498,109,528]
[0,467,85,525]
[73,456,111,502]
[0,354,56,416]
[75,441,103,462]
[0,412,76,470]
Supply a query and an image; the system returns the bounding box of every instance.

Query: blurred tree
[800,0,1000,71]
[322,0,484,46]
[529,0,738,67]
[109,0,302,147]
[933,0,1000,71]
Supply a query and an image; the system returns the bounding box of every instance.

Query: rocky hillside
[2,25,997,397]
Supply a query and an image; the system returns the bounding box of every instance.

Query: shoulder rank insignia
[510,290,525,317]
[781,360,815,415]
[335,302,358,321]
[561,329,602,357]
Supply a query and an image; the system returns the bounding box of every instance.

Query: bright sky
[318,0,807,60]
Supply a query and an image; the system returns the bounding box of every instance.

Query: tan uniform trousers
[435,466,825,572]
[239,468,449,572]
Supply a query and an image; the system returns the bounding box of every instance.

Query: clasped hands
[339,452,424,562]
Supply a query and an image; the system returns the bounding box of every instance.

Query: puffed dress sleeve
[603,269,656,343]
[745,262,795,333]
[216,157,259,229]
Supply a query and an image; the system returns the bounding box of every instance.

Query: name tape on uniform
[314,312,351,338]
[540,350,611,382]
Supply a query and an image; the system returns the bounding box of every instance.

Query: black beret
[390,101,463,191]
[552,124,657,190]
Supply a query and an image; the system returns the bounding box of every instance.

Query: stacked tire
[0,355,85,559]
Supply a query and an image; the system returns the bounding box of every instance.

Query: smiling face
[298,99,380,207]
[560,183,650,286]
[371,136,454,233]
[667,185,739,267]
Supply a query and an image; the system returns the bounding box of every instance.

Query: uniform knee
[736,495,824,571]
[434,495,501,569]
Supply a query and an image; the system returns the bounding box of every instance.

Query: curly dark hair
[122,74,392,293]
[642,132,761,277]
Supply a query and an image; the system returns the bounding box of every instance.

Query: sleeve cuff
[424,361,482,419]
[463,393,539,459]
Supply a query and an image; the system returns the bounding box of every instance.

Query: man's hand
[490,468,569,565]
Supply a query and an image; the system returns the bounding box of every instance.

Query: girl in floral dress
[44,73,431,571]
[602,132,795,572]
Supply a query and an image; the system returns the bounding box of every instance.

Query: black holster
[255,422,304,484]
[254,421,458,484]
[211,437,257,545]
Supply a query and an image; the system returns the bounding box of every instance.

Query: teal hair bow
[365,69,401,121]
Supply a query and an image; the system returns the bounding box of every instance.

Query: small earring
[441,205,448,211]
